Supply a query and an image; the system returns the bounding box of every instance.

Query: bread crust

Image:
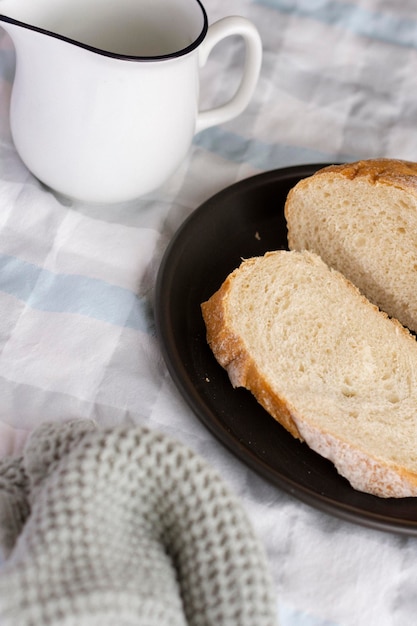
[294,418,417,498]
[201,274,303,440]
[289,158,417,196]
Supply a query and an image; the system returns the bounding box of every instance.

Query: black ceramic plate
[155,163,417,535]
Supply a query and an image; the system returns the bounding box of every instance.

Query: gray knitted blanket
[0,420,278,625]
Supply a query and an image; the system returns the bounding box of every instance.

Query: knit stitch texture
[0,420,278,625]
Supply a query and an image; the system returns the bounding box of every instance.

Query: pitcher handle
[196,16,262,134]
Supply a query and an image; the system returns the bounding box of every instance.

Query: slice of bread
[201,250,417,497]
[284,158,417,333]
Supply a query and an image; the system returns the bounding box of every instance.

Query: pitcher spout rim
[0,9,209,61]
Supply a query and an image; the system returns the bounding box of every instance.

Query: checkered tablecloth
[2,1,417,624]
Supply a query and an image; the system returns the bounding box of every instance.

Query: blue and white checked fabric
[1,1,417,625]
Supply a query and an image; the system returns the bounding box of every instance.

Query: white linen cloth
[1,1,417,624]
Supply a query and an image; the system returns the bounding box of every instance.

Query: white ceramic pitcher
[0,0,262,203]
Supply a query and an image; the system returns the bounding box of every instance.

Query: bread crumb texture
[201,250,417,497]
[285,158,417,332]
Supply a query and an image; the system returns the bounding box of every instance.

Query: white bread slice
[285,158,417,333]
[201,250,417,498]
